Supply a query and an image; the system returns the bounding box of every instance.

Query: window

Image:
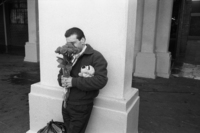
[10,1,27,24]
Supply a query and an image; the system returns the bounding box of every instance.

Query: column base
[156,52,171,78]
[134,52,156,79]
[26,83,63,133]
[24,42,39,62]
[86,89,139,133]
[27,83,140,133]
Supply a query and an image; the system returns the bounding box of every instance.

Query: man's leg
[67,103,93,133]
[62,102,70,132]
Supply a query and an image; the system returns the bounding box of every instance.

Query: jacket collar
[83,44,94,55]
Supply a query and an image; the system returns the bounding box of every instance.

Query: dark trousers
[62,102,93,133]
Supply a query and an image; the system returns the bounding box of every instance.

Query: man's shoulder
[86,44,107,64]
[86,44,100,55]
[91,47,104,56]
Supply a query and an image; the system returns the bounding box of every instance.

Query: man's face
[66,34,85,51]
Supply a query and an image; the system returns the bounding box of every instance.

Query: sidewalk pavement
[0,54,200,133]
[0,54,39,133]
[133,76,200,133]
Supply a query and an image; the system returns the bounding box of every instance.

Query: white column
[27,0,139,133]
[133,0,144,72]
[24,0,39,62]
[155,0,173,78]
[134,0,159,79]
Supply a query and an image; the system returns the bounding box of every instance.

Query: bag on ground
[37,120,65,133]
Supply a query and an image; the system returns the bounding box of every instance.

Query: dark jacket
[58,44,108,105]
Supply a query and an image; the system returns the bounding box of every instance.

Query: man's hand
[61,76,73,88]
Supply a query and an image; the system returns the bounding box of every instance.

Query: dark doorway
[169,0,183,61]
[0,0,28,56]
[169,0,200,65]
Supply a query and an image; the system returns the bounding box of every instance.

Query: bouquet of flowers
[55,42,81,108]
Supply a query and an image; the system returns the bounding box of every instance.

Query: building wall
[185,0,200,64]
[176,0,192,57]
[189,1,200,37]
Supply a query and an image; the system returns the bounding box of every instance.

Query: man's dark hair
[65,27,85,40]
